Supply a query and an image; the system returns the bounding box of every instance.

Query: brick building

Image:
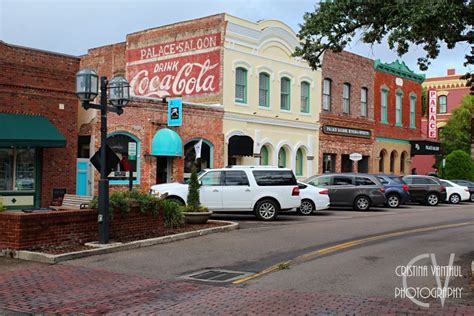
[411,69,471,175]
[0,41,79,209]
[78,15,225,194]
[373,60,425,175]
[319,50,375,173]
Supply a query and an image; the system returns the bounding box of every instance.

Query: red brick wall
[0,42,80,206]
[374,71,422,139]
[319,51,375,173]
[79,15,226,193]
[0,209,164,250]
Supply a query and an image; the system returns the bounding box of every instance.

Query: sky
[0,0,471,78]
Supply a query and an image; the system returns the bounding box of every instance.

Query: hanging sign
[128,142,137,160]
[428,90,437,139]
[168,98,182,127]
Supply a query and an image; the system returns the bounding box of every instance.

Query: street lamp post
[75,69,130,244]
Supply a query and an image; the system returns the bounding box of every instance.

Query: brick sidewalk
[0,264,473,315]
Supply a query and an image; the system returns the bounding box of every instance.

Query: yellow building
[222,15,321,178]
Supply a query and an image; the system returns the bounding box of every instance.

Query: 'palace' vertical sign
[428,90,437,139]
[126,33,221,99]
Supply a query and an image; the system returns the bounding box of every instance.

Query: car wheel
[297,199,315,215]
[353,196,371,211]
[166,197,184,206]
[449,193,461,204]
[470,193,474,203]
[425,193,439,206]
[254,199,279,221]
[386,194,400,208]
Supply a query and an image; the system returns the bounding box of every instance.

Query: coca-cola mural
[126,33,221,98]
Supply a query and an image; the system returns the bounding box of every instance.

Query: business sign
[322,125,371,138]
[168,98,182,127]
[126,33,221,99]
[128,142,137,160]
[428,90,437,139]
[410,140,441,155]
[349,153,363,161]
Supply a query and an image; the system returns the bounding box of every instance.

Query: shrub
[444,150,474,181]
[186,165,206,212]
[0,200,5,212]
[163,200,185,229]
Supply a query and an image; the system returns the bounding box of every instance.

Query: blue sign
[168,98,182,127]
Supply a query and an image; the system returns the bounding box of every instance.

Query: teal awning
[151,128,183,156]
[0,113,66,148]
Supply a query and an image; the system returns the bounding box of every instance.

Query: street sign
[90,144,120,176]
[128,142,137,160]
[168,98,182,127]
[349,153,363,161]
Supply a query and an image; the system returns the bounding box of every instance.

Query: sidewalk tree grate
[180,269,253,283]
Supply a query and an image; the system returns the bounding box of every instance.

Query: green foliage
[163,200,185,229]
[88,189,163,217]
[0,200,5,212]
[294,1,473,89]
[440,95,474,155]
[186,165,203,212]
[444,150,474,181]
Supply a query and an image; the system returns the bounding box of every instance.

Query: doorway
[156,156,172,184]
[341,154,353,172]
[358,156,369,173]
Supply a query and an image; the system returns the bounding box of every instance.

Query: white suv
[150,166,301,221]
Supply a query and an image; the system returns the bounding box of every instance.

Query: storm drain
[180,269,253,283]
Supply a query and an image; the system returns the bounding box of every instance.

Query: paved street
[1,203,474,314]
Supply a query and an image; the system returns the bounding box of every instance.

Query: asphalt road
[64,202,474,304]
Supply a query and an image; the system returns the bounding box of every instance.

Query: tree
[186,164,201,212]
[444,150,474,180]
[294,1,474,91]
[440,95,474,155]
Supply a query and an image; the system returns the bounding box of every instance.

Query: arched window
[184,139,213,179]
[400,151,408,174]
[260,145,269,166]
[280,77,291,111]
[300,81,310,113]
[278,147,287,168]
[107,132,140,185]
[295,148,304,176]
[259,73,270,108]
[438,95,447,113]
[390,150,398,174]
[235,67,247,103]
[379,150,386,173]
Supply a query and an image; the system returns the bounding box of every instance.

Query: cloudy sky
[0,0,471,78]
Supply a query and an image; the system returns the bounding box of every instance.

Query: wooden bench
[51,194,94,210]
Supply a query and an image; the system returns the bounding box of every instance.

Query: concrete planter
[184,211,213,224]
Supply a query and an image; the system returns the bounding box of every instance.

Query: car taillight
[292,187,300,196]
[379,188,385,193]
[465,188,470,192]
[319,189,329,195]
[402,184,409,192]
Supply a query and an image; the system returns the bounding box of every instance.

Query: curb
[0,220,238,264]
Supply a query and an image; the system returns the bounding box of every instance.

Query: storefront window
[107,133,140,184]
[323,153,336,173]
[184,139,212,178]
[0,148,35,192]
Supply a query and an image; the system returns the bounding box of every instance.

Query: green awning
[0,113,66,147]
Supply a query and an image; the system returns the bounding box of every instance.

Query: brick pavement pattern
[1,265,473,315]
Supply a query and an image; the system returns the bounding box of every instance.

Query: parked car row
[150,166,472,222]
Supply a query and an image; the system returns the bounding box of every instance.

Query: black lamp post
[75,69,130,244]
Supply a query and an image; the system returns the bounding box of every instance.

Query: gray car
[303,173,386,211]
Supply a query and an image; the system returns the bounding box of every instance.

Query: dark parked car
[451,180,474,202]
[303,173,386,211]
[402,175,447,206]
[373,174,410,208]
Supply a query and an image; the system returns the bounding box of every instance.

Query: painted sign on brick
[126,33,221,99]
[428,90,437,139]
